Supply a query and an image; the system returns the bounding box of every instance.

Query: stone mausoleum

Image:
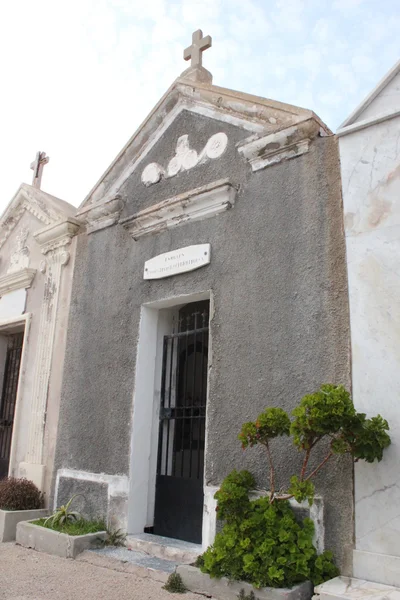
[52,31,353,572]
[0,154,79,503]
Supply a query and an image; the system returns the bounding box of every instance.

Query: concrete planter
[0,508,48,542]
[16,520,107,558]
[177,565,313,600]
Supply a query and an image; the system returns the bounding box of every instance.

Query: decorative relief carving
[141,132,228,187]
[7,228,30,273]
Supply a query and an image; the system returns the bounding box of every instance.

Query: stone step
[314,576,400,600]
[126,533,202,565]
[78,546,178,583]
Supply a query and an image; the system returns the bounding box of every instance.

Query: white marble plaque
[144,244,211,280]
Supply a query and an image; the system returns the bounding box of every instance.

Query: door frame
[0,313,31,477]
[127,291,212,547]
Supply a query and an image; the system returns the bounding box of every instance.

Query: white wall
[339,108,400,586]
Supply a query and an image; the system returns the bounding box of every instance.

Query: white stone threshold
[126,532,202,565]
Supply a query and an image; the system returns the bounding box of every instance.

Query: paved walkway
[0,543,201,600]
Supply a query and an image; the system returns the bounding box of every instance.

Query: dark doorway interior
[0,332,24,480]
[154,300,209,543]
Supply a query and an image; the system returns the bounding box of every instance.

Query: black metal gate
[0,333,24,479]
[154,301,209,543]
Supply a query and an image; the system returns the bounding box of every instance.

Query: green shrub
[163,573,187,594]
[0,477,44,511]
[200,385,391,588]
[200,474,338,588]
[238,384,391,505]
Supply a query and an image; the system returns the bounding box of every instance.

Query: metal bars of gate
[0,333,24,470]
[157,310,208,481]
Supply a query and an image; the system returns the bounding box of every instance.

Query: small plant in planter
[199,384,391,589]
[17,494,107,558]
[0,477,44,511]
[44,494,81,528]
[0,477,47,543]
[34,495,106,536]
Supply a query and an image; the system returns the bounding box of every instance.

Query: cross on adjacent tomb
[30,151,49,190]
[184,29,212,69]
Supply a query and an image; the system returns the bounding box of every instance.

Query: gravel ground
[0,543,202,600]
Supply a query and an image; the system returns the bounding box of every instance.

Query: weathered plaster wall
[55,111,352,572]
[339,111,400,586]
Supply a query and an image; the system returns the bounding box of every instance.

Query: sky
[0,0,399,211]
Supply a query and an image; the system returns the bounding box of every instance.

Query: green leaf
[239,408,290,449]
[291,384,356,449]
[287,476,315,506]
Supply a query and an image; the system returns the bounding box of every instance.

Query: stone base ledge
[314,576,400,600]
[353,549,400,588]
[177,565,313,600]
[0,509,48,542]
[16,521,106,559]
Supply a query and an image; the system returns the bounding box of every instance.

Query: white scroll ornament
[141,132,228,187]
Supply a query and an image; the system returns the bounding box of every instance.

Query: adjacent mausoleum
[0,153,79,504]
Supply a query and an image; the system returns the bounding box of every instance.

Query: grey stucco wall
[57,477,108,521]
[54,110,352,572]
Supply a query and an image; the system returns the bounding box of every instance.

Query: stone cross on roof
[181,29,213,85]
[184,29,212,68]
[30,151,49,190]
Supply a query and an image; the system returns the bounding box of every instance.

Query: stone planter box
[0,508,48,542]
[16,520,107,559]
[177,565,313,600]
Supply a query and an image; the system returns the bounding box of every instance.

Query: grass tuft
[32,517,106,536]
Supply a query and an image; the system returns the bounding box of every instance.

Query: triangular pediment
[339,59,400,130]
[79,78,330,210]
[0,183,76,251]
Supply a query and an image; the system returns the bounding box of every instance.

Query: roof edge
[80,78,331,209]
[0,183,77,251]
[339,58,400,129]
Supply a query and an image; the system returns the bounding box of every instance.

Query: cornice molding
[76,195,125,234]
[34,218,81,255]
[120,179,237,240]
[237,119,321,172]
[0,268,36,296]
